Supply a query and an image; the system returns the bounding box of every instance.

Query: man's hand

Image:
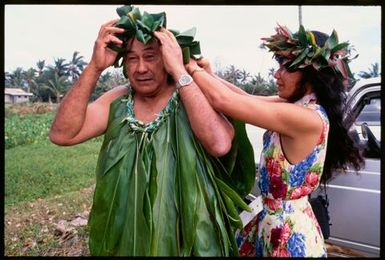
[153,28,187,79]
[88,19,125,73]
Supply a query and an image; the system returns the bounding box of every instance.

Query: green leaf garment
[88,88,255,256]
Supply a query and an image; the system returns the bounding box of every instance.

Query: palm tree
[268,67,276,78]
[36,60,46,76]
[239,69,251,84]
[6,67,25,88]
[23,68,37,93]
[48,58,69,77]
[68,51,87,83]
[250,73,265,86]
[224,65,242,84]
[358,62,380,79]
[42,72,70,103]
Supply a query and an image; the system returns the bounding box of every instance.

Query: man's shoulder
[107,85,130,97]
[96,85,129,105]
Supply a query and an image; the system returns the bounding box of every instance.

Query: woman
[184,25,364,257]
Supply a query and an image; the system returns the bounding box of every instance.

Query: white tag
[240,195,263,228]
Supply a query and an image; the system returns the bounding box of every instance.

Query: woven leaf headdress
[108,5,202,77]
[261,24,358,81]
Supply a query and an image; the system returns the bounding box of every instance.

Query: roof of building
[4,88,34,96]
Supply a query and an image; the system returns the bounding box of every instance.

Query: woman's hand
[185,58,199,74]
[197,58,214,75]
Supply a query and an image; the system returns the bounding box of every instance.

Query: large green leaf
[116,5,133,17]
[148,117,180,255]
[324,29,339,50]
[297,25,307,47]
[290,47,309,68]
[88,93,254,256]
[216,120,255,197]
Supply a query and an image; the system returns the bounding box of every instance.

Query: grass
[5,140,102,207]
[5,140,102,256]
[4,102,102,256]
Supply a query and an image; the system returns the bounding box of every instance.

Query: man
[49,13,254,256]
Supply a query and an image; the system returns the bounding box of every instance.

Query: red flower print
[300,185,313,196]
[272,247,291,257]
[239,241,255,256]
[305,172,320,188]
[290,187,302,200]
[281,222,291,244]
[303,207,313,218]
[266,158,282,176]
[264,197,281,211]
[269,175,287,199]
[270,227,282,249]
[317,124,328,145]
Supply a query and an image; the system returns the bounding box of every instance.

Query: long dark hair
[281,31,364,184]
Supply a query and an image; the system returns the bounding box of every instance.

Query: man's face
[125,38,168,96]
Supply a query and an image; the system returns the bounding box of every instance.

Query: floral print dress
[236,93,329,257]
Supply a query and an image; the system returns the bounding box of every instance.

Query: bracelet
[190,67,205,76]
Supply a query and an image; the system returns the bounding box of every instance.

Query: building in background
[4,88,34,104]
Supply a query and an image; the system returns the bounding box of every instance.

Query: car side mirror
[361,122,381,158]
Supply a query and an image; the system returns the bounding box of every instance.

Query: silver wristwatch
[176,74,193,90]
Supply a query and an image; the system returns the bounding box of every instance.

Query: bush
[5,113,55,149]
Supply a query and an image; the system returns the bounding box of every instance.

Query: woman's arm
[189,61,321,139]
[195,58,286,102]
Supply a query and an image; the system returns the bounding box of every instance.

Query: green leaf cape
[88,89,255,256]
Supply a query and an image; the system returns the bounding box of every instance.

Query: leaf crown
[261,24,358,81]
[109,5,202,76]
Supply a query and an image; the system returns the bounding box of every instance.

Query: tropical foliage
[5,48,380,103]
[358,62,380,79]
[5,51,126,103]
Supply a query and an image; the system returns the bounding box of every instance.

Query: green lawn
[5,140,102,207]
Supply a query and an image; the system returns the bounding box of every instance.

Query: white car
[243,76,381,257]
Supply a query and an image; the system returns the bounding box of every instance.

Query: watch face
[179,74,193,87]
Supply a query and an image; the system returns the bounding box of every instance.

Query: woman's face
[273,65,304,100]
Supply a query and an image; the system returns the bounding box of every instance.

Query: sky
[4,5,381,78]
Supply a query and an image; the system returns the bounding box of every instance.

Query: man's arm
[49,19,126,146]
[154,28,234,157]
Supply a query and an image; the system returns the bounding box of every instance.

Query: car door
[312,78,381,257]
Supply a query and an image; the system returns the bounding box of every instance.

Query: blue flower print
[288,233,306,257]
[289,150,317,187]
[255,237,264,256]
[259,166,269,195]
[262,131,271,151]
[236,232,244,247]
[283,201,294,213]
[258,209,267,222]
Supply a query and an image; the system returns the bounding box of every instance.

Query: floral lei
[108,5,202,77]
[261,24,358,81]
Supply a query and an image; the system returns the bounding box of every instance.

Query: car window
[354,96,381,142]
[355,97,381,125]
